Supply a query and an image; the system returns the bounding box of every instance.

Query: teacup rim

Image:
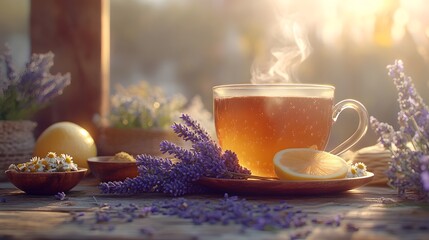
[213,83,335,90]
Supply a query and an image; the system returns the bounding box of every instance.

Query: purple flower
[18,52,71,105]
[371,60,429,200]
[175,114,211,142]
[100,114,251,196]
[139,227,155,236]
[420,171,429,191]
[54,192,67,201]
[149,194,307,231]
[95,211,111,223]
[370,117,395,148]
[71,195,344,233]
[0,45,70,120]
[2,44,16,81]
[420,156,429,191]
[325,215,342,226]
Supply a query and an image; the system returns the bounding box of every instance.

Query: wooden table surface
[0,177,428,240]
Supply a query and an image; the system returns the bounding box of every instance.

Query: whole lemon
[33,122,97,168]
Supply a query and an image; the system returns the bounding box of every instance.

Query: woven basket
[0,120,37,181]
[350,144,391,186]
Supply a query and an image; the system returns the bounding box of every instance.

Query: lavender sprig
[0,45,70,120]
[371,60,429,200]
[100,114,251,196]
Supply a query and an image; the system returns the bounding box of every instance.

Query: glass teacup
[213,84,368,178]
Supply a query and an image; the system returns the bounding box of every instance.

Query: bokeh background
[2,0,429,151]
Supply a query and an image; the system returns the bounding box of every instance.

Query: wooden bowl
[5,168,87,195]
[87,156,138,182]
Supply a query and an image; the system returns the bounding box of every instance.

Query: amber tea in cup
[213,84,368,178]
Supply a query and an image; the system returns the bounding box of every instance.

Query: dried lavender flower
[0,44,70,120]
[150,194,308,231]
[100,114,250,196]
[371,60,429,200]
[71,194,343,235]
[54,192,67,201]
[139,227,155,236]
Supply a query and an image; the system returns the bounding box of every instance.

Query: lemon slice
[273,148,348,181]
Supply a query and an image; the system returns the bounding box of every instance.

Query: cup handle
[329,99,369,156]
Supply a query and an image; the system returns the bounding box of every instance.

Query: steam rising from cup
[251,19,311,84]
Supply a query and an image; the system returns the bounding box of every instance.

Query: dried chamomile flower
[347,162,368,178]
[61,154,73,163]
[57,154,78,172]
[8,164,19,171]
[9,152,79,173]
[347,165,358,178]
[46,152,57,159]
[43,153,59,170]
[354,162,367,176]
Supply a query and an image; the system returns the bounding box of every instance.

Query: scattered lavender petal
[54,192,67,201]
[66,194,344,233]
[140,227,155,236]
[346,223,359,232]
[402,224,414,230]
[95,211,111,223]
[418,225,429,230]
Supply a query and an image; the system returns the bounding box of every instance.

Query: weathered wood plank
[1,179,429,240]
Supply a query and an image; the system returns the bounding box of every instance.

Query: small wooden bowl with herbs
[87,152,138,182]
[5,152,87,195]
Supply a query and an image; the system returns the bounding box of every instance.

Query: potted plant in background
[0,45,71,179]
[95,81,213,156]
